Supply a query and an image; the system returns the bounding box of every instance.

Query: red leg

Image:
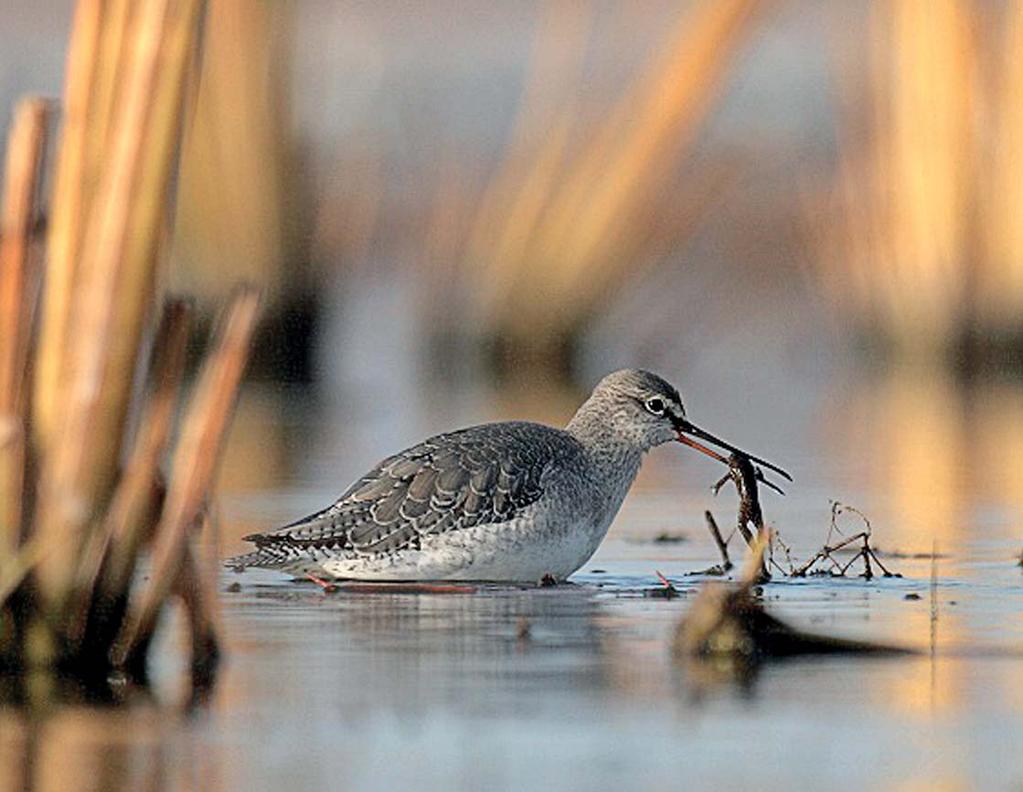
[305,572,338,593]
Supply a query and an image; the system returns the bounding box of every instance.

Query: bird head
[588,369,791,483]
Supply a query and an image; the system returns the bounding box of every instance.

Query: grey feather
[240,421,579,560]
[225,368,707,579]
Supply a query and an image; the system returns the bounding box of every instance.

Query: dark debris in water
[669,450,917,691]
[652,532,688,544]
[686,564,730,577]
[645,571,679,599]
[674,529,914,690]
[874,548,950,560]
[626,532,688,544]
[784,503,901,579]
[697,464,903,581]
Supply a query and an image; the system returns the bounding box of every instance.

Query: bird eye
[644,397,666,416]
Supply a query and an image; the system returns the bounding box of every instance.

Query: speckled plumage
[227,369,687,582]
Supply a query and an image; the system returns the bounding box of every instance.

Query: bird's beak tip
[674,418,793,483]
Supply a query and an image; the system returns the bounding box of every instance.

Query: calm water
[2,372,1022,791]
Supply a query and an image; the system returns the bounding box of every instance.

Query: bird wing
[244,422,577,557]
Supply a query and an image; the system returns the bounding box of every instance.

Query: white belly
[318,508,611,583]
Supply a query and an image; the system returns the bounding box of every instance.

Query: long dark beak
[673,416,793,482]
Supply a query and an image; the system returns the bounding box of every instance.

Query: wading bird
[227,369,789,582]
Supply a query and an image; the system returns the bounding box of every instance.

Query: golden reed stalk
[120,289,259,675]
[466,0,767,357]
[0,99,49,552]
[33,0,205,606]
[0,0,258,700]
[814,0,1023,356]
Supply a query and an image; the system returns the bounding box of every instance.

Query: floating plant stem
[675,526,912,688]
[704,510,733,571]
[788,502,900,579]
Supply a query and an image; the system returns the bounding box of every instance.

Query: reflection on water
[0,706,222,792]
[830,363,1023,552]
[974,382,1023,541]
[4,557,1021,791]
[876,363,966,550]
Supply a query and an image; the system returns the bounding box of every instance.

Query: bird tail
[223,542,294,572]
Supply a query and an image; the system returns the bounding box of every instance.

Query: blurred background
[4,3,1023,791]
[2,0,1021,553]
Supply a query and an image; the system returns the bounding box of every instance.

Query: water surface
[3,376,1022,792]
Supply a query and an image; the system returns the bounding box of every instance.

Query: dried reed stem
[33,0,205,605]
[476,0,766,346]
[539,0,762,296]
[704,510,733,570]
[883,0,974,347]
[174,0,290,303]
[100,299,191,595]
[34,0,104,452]
[85,0,136,192]
[981,1,1023,328]
[66,299,191,651]
[119,287,259,671]
[0,99,49,553]
[813,0,1009,353]
[0,538,49,607]
[176,541,219,694]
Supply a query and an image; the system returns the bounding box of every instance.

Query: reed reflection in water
[0,706,224,792]
[832,364,1023,552]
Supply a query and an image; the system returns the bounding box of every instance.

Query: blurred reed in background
[451,0,767,374]
[13,1,1020,385]
[144,0,1021,384]
[0,0,256,704]
[813,0,1023,370]
[171,0,295,310]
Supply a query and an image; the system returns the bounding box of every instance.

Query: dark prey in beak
[673,416,792,484]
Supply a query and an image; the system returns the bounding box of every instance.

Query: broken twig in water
[651,570,679,599]
[674,527,912,683]
[690,449,900,583]
[686,511,733,576]
[704,510,733,571]
[788,502,900,579]
[709,452,781,582]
